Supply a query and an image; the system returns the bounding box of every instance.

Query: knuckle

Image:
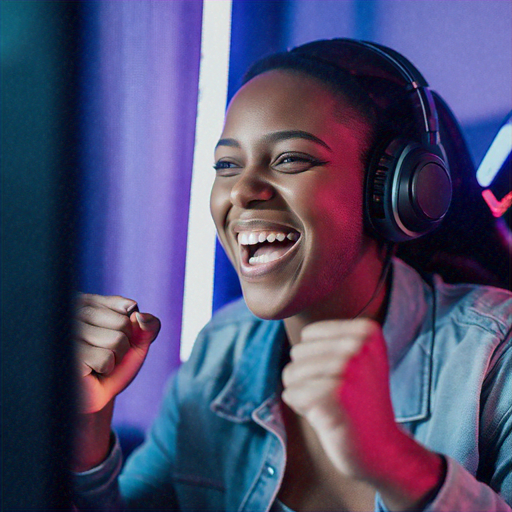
[289,345,299,360]
[368,322,381,336]
[117,315,132,332]
[112,295,131,301]
[359,318,380,333]
[301,323,319,339]
[348,318,381,341]
[281,365,292,385]
[112,295,136,308]
[110,330,129,349]
[79,293,101,306]
[281,389,292,406]
[301,323,313,335]
[111,295,129,305]
[78,305,96,321]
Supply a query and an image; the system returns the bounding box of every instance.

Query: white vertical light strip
[180,0,232,362]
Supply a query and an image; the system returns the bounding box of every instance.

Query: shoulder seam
[454,306,512,338]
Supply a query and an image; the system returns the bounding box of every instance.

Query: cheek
[299,177,366,290]
[210,181,229,231]
[306,175,365,236]
[210,181,238,264]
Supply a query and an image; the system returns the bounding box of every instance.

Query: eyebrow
[215,130,332,152]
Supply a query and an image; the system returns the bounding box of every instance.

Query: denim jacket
[74,259,512,511]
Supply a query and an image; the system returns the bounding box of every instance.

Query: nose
[229,168,274,208]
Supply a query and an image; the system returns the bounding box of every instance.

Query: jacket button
[267,465,275,476]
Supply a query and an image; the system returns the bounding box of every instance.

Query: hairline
[242,67,376,166]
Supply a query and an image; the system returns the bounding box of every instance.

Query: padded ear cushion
[366,138,452,242]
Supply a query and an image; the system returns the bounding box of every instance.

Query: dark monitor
[1,2,81,509]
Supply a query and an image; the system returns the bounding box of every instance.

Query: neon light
[180,0,232,362]
[476,115,512,188]
[482,189,512,218]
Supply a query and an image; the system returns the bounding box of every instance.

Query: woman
[73,39,511,511]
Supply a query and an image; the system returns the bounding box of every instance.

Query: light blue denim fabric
[74,259,511,511]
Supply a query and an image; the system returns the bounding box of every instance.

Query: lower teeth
[249,251,281,265]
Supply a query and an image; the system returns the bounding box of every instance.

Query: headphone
[291,39,452,242]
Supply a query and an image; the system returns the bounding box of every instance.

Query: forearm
[72,400,115,472]
[375,455,512,512]
[372,431,445,512]
[370,426,512,512]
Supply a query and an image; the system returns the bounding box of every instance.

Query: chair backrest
[397,96,511,291]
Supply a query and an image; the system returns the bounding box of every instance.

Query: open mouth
[238,230,300,266]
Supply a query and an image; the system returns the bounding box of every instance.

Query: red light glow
[482,189,512,218]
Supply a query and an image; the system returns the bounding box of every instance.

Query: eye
[213,160,241,177]
[273,153,328,173]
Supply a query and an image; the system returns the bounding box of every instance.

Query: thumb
[130,311,161,348]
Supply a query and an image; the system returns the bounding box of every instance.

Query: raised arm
[71,293,160,472]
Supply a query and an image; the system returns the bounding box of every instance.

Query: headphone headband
[291,38,440,146]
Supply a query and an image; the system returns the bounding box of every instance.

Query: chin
[241,286,293,321]
[241,281,314,321]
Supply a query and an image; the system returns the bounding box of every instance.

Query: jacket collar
[211,259,434,425]
[383,259,434,423]
[210,319,287,423]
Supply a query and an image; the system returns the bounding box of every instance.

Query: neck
[284,254,391,346]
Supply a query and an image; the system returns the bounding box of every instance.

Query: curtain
[80,0,202,431]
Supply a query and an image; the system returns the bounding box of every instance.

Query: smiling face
[210,70,383,321]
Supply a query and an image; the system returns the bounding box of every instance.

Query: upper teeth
[238,231,299,246]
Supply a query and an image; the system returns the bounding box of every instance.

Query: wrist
[71,400,115,472]
[371,430,446,511]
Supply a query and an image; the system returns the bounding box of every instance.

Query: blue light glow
[476,114,512,188]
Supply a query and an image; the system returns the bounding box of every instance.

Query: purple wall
[81,0,202,431]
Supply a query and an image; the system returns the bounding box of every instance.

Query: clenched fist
[282,319,444,510]
[74,293,161,414]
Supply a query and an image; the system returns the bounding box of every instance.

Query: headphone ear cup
[366,139,452,242]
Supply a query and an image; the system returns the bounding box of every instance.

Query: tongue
[253,240,294,259]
